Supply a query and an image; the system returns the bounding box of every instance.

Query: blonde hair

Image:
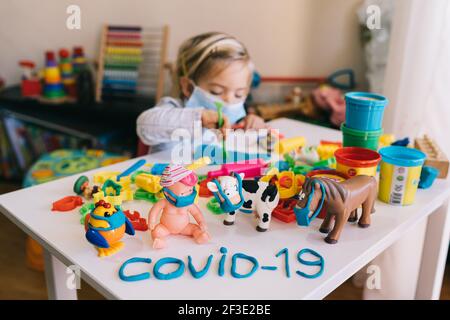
[174,32,253,98]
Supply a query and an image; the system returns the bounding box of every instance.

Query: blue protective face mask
[294,181,326,226]
[90,208,125,231]
[185,85,247,125]
[211,172,245,213]
[163,187,197,208]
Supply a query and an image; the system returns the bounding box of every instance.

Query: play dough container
[334,147,381,177]
[345,92,388,131]
[378,146,426,205]
[341,123,383,151]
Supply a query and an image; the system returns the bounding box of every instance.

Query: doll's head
[160,165,198,207]
[175,32,254,105]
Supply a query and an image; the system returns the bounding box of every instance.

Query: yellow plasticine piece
[274,137,306,154]
[379,134,396,148]
[93,191,123,206]
[117,176,131,189]
[276,171,298,199]
[135,173,162,194]
[93,171,120,184]
[317,144,340,160]
[120,189,134,201]
[187,157,212,171]
[296,174,305,190]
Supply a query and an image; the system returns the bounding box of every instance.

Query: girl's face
[183,60,252,104]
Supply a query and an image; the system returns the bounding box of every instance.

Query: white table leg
[43,249,78,300]
[416,199,450,299]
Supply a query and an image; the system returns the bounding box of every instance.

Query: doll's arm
[148,200,166,231]
[189,204,207,231]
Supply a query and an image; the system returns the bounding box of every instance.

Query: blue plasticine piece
[231,253,259,279]
[188,255,213,279]
[276,248,291,278]
[296,248,324,279]
[419,166,439,189]
[151,163,169,175]
[391,137,410,147]
[117,159,146,181]
[261,266,277,271]
[153,257,185,280]
[119,257,152,282]
[218,247,228,277]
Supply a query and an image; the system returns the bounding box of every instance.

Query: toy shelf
[0,85,153,181]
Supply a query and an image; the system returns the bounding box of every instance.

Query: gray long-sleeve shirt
[136,97,219,153]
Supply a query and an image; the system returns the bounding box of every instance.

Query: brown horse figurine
[295,175,377,244]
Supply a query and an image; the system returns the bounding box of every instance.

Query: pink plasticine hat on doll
[160,164,198,187]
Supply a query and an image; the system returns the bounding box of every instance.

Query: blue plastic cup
[345,92,388,131]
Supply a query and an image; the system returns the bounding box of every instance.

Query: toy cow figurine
[207,172,279,232]
[294,176,377,244]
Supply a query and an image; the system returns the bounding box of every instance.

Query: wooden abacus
[414,135,449,178]
[95,24,170,103]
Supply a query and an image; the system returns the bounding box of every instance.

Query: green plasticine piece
[134,188,158,203]
[206,198,224,215]
[79,203,95,224]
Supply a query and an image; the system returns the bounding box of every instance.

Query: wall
[0,0,365,88]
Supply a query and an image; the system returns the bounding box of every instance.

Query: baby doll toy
[147,164,210,249]
[85,200,135,257]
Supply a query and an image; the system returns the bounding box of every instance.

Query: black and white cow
[207,173,280,232]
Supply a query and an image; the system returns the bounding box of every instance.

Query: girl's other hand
[201,109,230,138]
[232,114,268,130]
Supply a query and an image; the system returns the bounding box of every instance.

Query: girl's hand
[201,109,230,137]
[233,114,268,130]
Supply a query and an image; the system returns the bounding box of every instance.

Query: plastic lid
[334,147,381,168]
[379,146,426,167]
[345,92,388,108]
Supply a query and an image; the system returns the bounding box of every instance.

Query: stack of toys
[18,46,90,104]
[341,92,388,150]
[42,51,66,102]
[58,49,76,98]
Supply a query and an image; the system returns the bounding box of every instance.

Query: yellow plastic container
[334,147,381,177]
[378,146,426,205]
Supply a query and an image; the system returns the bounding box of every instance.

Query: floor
[0,181,448,300]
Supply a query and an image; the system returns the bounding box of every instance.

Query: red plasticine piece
[52,196,83,212]
[124,210,148,231]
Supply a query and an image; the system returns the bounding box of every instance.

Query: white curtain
[363,0,450,299]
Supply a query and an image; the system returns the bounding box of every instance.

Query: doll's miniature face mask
[185,85,246,125]
[163,182,197,208]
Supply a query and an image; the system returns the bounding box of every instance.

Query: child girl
[136,32,267,152]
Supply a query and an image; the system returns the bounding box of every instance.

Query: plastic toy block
[93,171,120,184]
[272,199,298,223]
[414,135,449,178]
[135,173,162,193]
